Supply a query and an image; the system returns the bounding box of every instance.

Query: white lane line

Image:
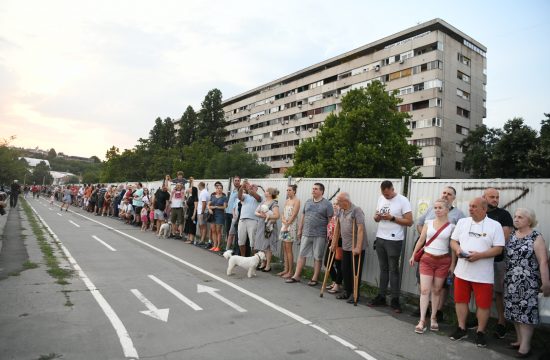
[92,235,117,252]
[197,284,246,313]
[130,289,169,322]
[28,203,139,359]
[309,324,329,335]
[56,212,62,217]
[69,220,80,228]
[148,275,202,311]
[70,209,375,360]
[355,350,378,360]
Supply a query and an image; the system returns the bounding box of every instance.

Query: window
[457,53,471,66]
[456,88,470,100]
[456,143,463,152]
[408,137,441,147]
[456,107,470,118]
[456,124,469,135]
[455,161,463,171]
[457,71,470,83]
[413,158,424,166]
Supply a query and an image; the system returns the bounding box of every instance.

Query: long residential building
[222,18,487,178]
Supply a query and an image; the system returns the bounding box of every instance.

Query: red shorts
[419,253,451,279]
[454,276,493,309]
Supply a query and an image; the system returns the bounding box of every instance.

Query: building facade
[222,19,487,178]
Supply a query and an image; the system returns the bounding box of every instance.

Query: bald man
[449,197,505,348]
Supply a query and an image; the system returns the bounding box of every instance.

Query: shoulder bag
[414,222,450,263]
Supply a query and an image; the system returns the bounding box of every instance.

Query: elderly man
[331,192,367,303]
[369,180,413,313]
[482,187,514,339]
[286,183,333,286]
[449,197,505,348]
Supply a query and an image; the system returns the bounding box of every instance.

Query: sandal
[327,287,341,294]
[285,277,299,283]
[430,318,439,332]
[307,280,318,286]
[415,320,427,334]
[277,271,287,276]
[326,282,336,290]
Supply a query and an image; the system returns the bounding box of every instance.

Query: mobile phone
[459,251,470,258]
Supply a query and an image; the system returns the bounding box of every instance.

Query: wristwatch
[390,216,396,222]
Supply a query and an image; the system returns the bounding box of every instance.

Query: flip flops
[285,277,299,283]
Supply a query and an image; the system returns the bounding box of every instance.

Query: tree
[196,89,228,149]
[66,175,80,184]
[48,148,57,159]
[176,106,198,148]
[528,113,550,177]
[491,118,538,178]
[460,124,502,178]
[0,137,29,185]
[30,161,53,185]
[287,81,420,178]
[205,143,270,178]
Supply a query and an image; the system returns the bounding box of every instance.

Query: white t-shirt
[375,194,412,241]
[197,189,209,214]
[424,220,455,256]
[171,190,184,208]
[451,216,505,284]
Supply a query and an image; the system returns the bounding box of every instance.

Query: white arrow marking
[69,220,80,228]
[148,275,202,311]
[130,289,169,322]
[92,235,117,251]
[197,284,246,313]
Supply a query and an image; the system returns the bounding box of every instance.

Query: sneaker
[475,331,487,348]
[367,295,386,307]
[494,324,506,339]
[449,327,468,341]
[390,297,402,313]
[466,318,478,330]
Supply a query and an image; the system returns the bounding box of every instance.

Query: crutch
[320,219,339,298]
[352,219,361,306]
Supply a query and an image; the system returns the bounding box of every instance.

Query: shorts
[141,215,148,223]
[454,276,493,309]
[170,207,183,225]
[298,236,326,261]
[229,218,238,235]
[419,253,451,279]
[493,261,505,293]
[154,209,164,220]
[197,213,207,225]
[103,200,111,210]
[238,219,258,247]
[63,196,71,203]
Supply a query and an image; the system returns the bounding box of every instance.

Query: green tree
[196,89,228,149]
[0,137,29,185]
[528,113,550,177]
[30,161,53,185]
[47,148,57,159]
[66,175,80,184]
[176,106,198,148]
[205,143,270,178]
[180,138,220,178]
[287,81,419,178]
[491,118,538,178]
[460,124,502,178]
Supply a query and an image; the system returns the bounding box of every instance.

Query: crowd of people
[7,174,550,358]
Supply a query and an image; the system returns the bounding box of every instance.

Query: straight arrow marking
[148,275,202,311]
[197,284,247,313]
[130,289,169,322]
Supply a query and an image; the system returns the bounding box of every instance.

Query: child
[140,204,149,231]
[49,192,55,205]
[149,207,155,231]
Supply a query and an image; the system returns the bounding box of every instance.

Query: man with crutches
[330,192,367,304]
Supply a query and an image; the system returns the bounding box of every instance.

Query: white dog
[223,250,266,278]
[158,222,171,239]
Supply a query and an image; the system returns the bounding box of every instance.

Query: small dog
[223,250,266,278]
[158,222,171,239]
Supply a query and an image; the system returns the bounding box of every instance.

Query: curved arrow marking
[197,284,246,313]
[131,289,169,322]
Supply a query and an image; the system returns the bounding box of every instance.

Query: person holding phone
[448,197,505,348]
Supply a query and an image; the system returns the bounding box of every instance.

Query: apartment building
[222,18,487,178]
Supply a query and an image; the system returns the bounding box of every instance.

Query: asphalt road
[6,198,519,360]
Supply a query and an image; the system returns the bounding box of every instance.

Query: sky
[0,0,548,159]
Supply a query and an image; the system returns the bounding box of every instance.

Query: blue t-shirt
[226,189,239,214]
[240,193,262,220]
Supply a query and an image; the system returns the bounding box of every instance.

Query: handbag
[539,293,550,324]
[206,212,215,223]
[335,247,343,261]
[414,222,450,262]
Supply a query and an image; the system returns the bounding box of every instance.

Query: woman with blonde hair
[409,198,455,333]
[504,208,550,358]
[278,185,300,278]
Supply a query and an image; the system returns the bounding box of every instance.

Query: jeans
[375,237,403,298]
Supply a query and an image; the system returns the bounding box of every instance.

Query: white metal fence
[122,177,550,296]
